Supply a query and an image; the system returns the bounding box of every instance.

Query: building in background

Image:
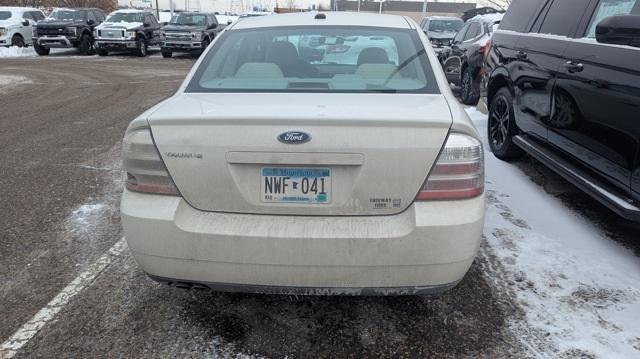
[331,1,475,22]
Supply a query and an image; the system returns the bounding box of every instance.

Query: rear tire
[488,87,525,160]
[461,67,480,106]
[135,38,147,57]
[161,50,172,58]
[97,48,108,56]
[33,43,50,56]
[11,34,25,48]
[77,34,92,55]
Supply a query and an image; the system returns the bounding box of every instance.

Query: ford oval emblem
[278,131,311,145]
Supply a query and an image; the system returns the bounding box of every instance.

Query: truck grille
[165,32,191,41]
[36,27,68,36]
[98,29,126,38]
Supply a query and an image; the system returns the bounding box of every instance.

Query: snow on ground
[0,46,37,58]
[0,74,31,93]
[467,107,640,357]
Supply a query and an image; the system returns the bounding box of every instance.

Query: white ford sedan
[121,12,485,295]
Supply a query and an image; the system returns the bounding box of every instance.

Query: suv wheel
[461,68,480,106]
[77,34,92,55]
[11,34,25,48]
[488,87,525,160]
[33,43,50,56]
[135,38,147,57]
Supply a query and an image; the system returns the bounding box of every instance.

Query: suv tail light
[416,133,484,201]
[122,126,179,196]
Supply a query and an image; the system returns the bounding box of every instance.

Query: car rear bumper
[121,189,485,295]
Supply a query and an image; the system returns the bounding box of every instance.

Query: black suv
[32,8,105,56]
[440,14,501,105]
[485,0,640,220]
[161,12,224,58]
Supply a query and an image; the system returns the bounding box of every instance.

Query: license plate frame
[261,167,331,204]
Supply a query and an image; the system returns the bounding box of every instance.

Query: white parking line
[0,238,127,359]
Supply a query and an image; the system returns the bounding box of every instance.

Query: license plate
[261,167,330,204]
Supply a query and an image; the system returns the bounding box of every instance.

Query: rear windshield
[429,19,464,32]
[187,26,439,93]
[0,11,12,20]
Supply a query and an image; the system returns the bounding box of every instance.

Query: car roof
[231,11,412,30]
[467,13,504,24]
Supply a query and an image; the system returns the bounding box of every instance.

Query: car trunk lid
[148,93,452,216]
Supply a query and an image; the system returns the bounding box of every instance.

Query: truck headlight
[32,27,37,37]
[0,28,7,37]
[92,29,97,37]
[191,32,201,41]
[127,31,136,39]
[68,27,77,37]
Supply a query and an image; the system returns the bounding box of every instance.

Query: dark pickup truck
[32,8,105,55]
[161,12,225,58]
[94,9,162,57]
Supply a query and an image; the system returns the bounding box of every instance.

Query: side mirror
[208,23,217,29]
[227,20,232,25]
[22,19,30,26]
[87,19,95,25]
[596,15,640,48]
[143,22,150,27]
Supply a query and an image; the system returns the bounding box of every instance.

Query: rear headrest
[357,47,390,65]
[266,41,299,65]
[235,62,284,78]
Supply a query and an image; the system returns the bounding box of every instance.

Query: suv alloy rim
[489,95,509,149]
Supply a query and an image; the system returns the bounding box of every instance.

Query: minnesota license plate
[261,167,331,204]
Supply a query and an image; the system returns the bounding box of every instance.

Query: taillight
[122,125,179,196]
[416,133,484,201]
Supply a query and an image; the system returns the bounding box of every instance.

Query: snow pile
[467,107,640,357]
[0,46,37,58]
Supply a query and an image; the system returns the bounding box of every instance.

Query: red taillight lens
[416,133,484,201]
[122,126,179,196]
